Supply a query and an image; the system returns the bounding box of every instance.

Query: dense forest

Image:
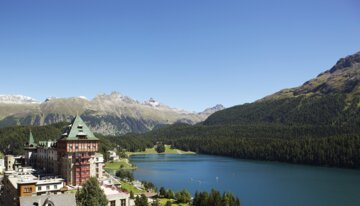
[117,93,360,169]
[1,114,359,169]
[124,122,360,169]
[1,92,360,169]
[0,122,152,159]
[0,122,67,155]
[130,63,360,169]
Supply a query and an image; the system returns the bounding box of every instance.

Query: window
[121,199,126,206]
[54,185,57,189]
[24,187,32,193]
[38,186,41,191]
[46,185,50,190]
[110,200,116,206]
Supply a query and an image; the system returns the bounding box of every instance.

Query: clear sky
[0,0,359,112]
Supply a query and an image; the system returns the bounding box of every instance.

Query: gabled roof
[59,115,98,141]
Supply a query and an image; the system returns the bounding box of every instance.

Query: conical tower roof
[25,130,37,148]
[29,131,35,145]
[60,115,98,140]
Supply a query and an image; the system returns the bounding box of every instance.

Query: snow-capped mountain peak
[144,98,161,107]
[78,96,88,100]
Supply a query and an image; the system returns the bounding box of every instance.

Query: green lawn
[126,145,195,156]
[158,198,190,206]
[120,181,142,194]
[104,158,136,170]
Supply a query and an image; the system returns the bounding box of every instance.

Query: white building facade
[90,153,104,179]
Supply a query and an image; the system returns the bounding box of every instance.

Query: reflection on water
[130,154,360,206]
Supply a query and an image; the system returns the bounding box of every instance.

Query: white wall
[0,159,4,173]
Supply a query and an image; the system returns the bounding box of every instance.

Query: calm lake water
[130,154,360,206]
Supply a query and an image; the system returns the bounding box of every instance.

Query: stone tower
[24,131,37,167]
[56,115,99,186]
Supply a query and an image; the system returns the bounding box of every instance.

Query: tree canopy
[76,177,108,206]
[135,194,148,206]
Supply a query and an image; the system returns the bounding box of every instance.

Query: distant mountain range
[0,92,224,135]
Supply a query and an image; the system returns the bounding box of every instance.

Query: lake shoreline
[130,153,360,206]
[126,145,196,156]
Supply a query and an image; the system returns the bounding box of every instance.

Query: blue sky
[0,0,359,112]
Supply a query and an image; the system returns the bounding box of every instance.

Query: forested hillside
[121,52,360,169]
[123,123,360,168]
[0,122,67,155]
[1,118,359,169]
[205,52,360,127]
[0,122,152,158]
[1,52,359,169]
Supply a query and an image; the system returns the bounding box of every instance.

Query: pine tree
[130,191,135,199]
[151,199,160,206]
[166,189,175,199]
[155,142,166,153]
[208,189,222,206]
[159,187,166,197]
[135,194,148,206]
[76,177,108,206]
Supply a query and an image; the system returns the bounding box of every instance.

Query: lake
[130,154,360,206]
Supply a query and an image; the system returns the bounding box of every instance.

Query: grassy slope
[104,159,136,170]
[126,145,195,156]
[120,181,142,194]
[159,198,189,206]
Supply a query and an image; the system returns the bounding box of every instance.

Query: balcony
[74,161,90,166]
[75,155,91,159]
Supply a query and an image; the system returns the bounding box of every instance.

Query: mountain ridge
[0,92,224,135]
[260,51,360,102]
[205,51,360,126]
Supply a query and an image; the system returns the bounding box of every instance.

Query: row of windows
[75,178,89,183]
[68,144,97,149]
[109,199,126,206]
[37,184,58,191]
[76,171,90,175]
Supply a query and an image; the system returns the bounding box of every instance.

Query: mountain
[0,95,40,104]
[124,51,360,169]
[0,92,224,135]
[262,51,360,101]
[205,51,360,127]
[198,104,225,118]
